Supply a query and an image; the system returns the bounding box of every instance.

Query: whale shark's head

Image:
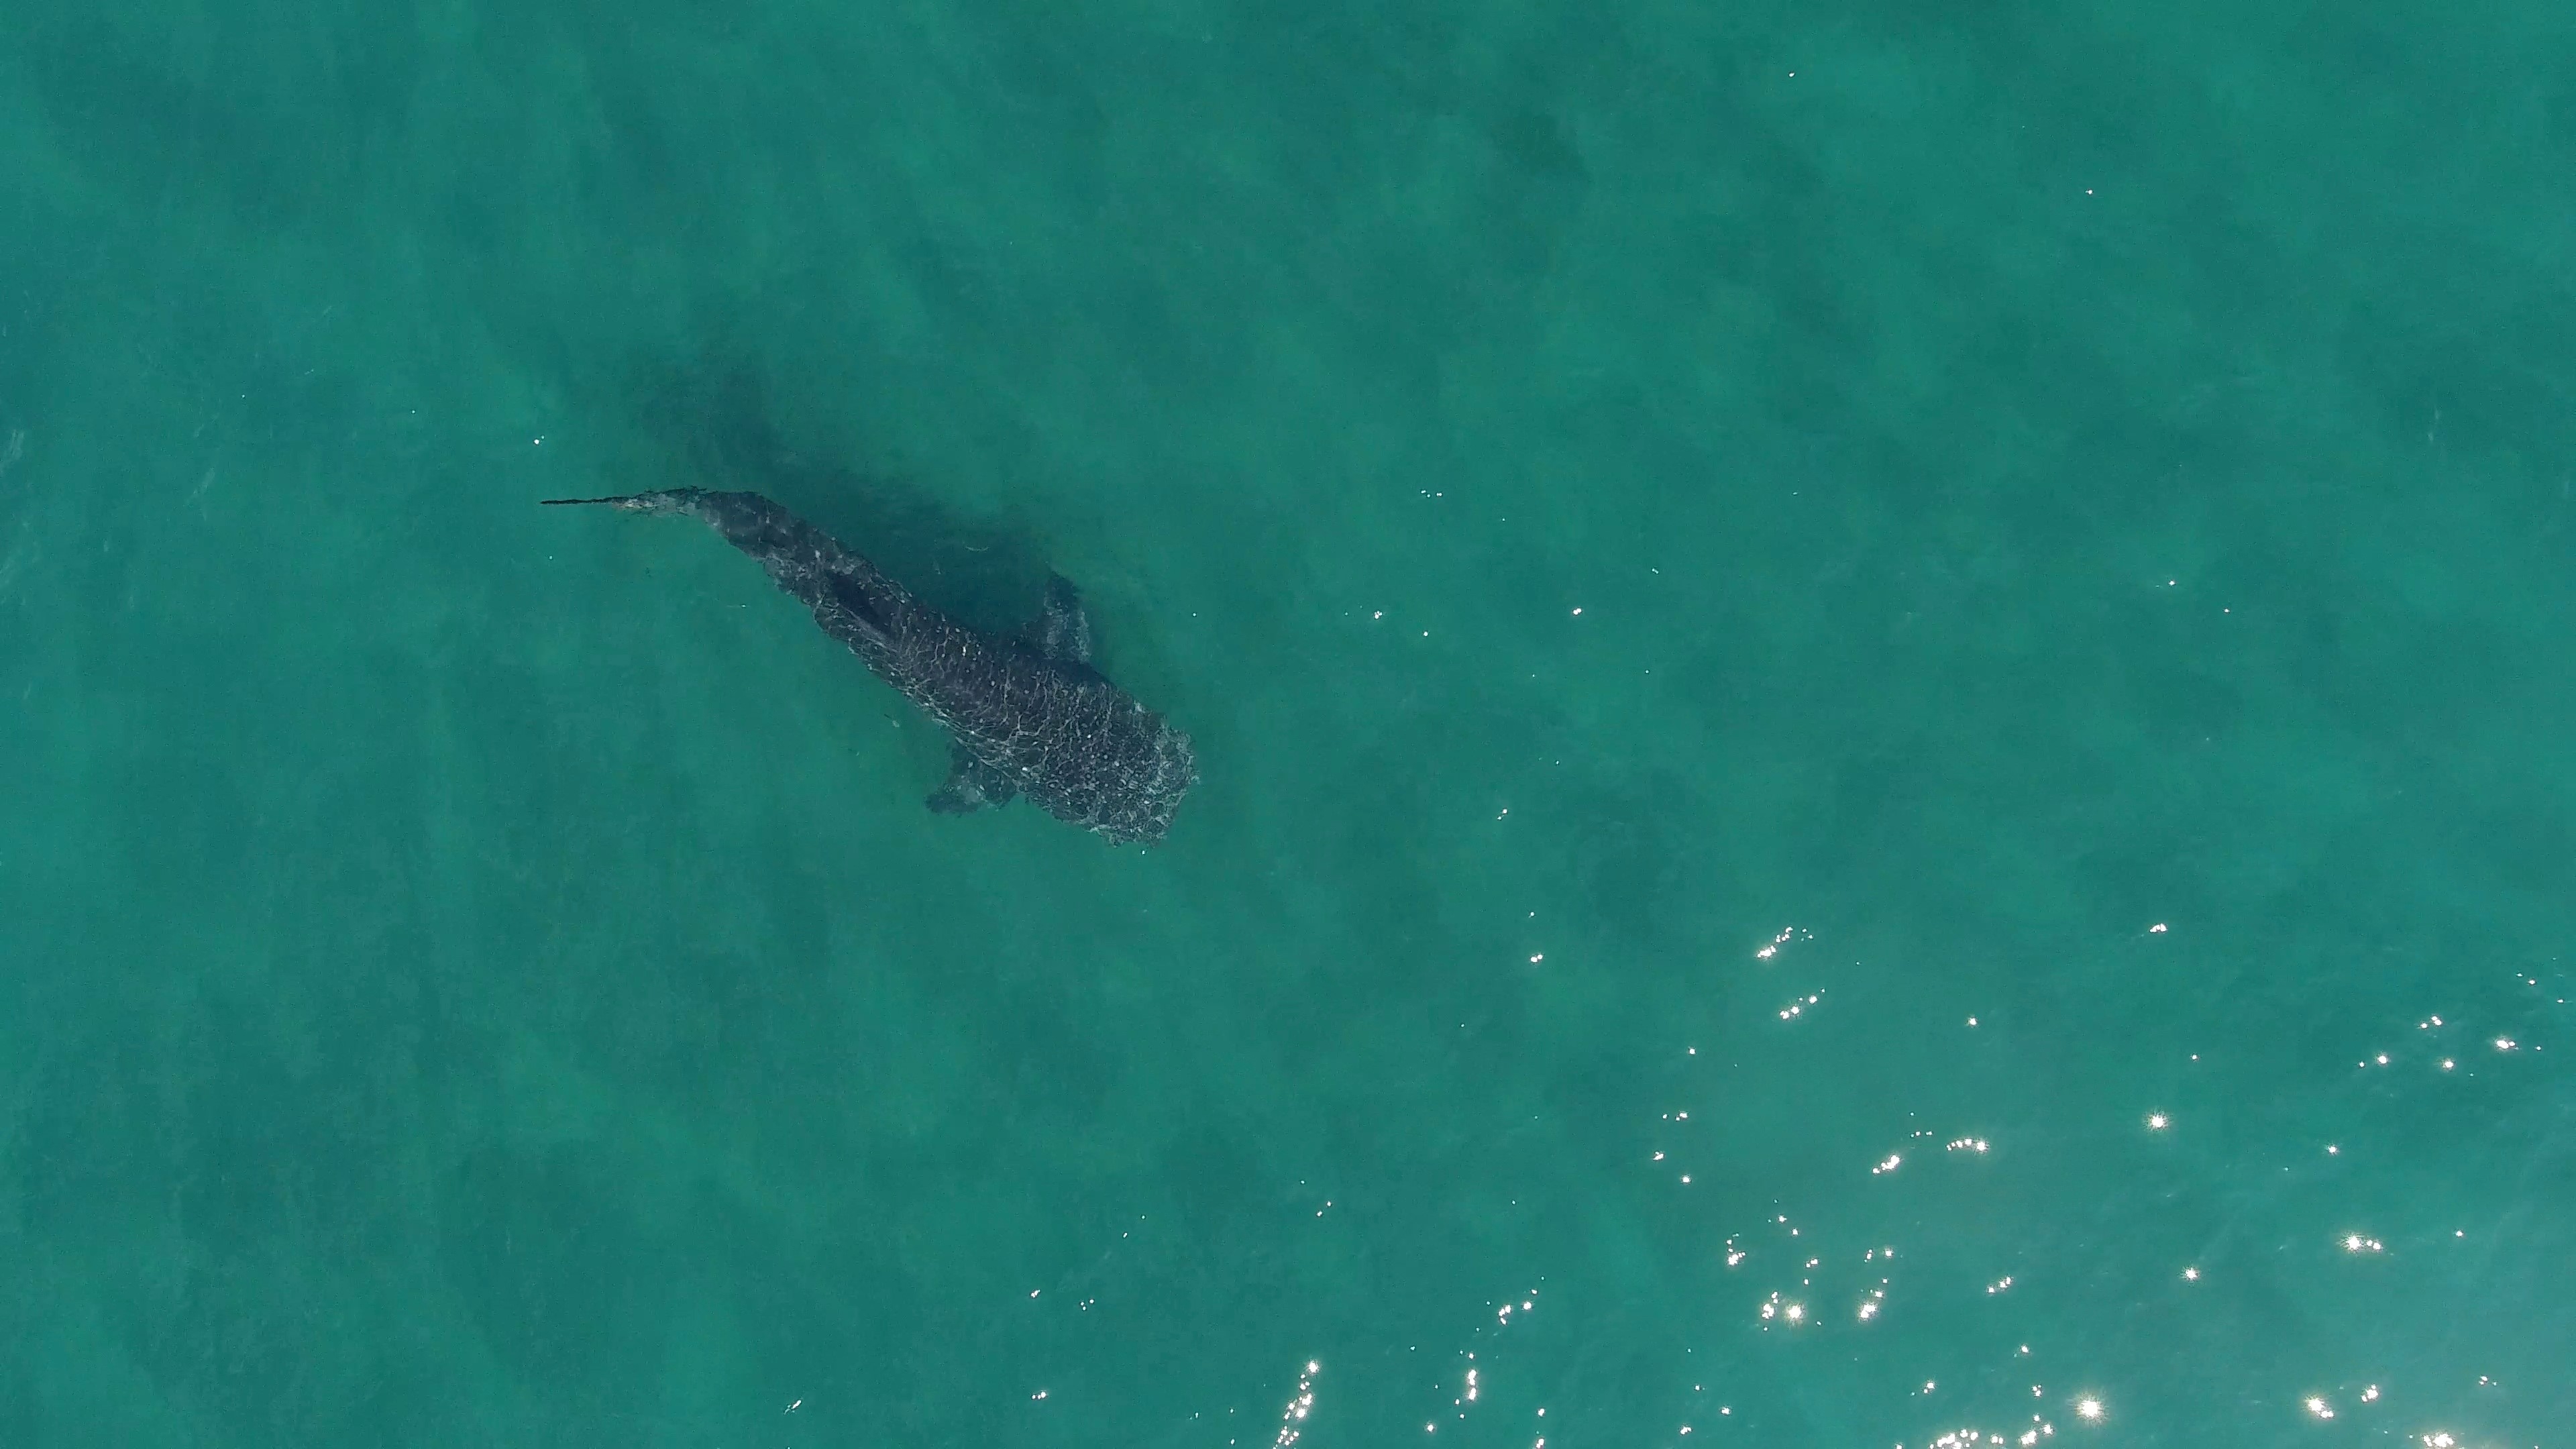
[1099,719,1197,846]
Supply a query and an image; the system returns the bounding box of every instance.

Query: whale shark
[544,488,1195,845]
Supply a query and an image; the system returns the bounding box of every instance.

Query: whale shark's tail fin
[539,491,696,513]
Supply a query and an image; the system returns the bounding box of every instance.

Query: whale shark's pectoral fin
[1025,574,1093,663]
[928,743,1020,815]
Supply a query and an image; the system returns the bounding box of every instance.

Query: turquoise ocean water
[3,2,2571,1445]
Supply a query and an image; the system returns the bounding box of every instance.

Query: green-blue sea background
[3,1,2571,1444]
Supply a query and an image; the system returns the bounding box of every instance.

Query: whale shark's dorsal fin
[1030,574,1093,664]
[823,571,896,649]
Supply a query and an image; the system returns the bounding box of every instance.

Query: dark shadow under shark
[545,488,1196,845]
